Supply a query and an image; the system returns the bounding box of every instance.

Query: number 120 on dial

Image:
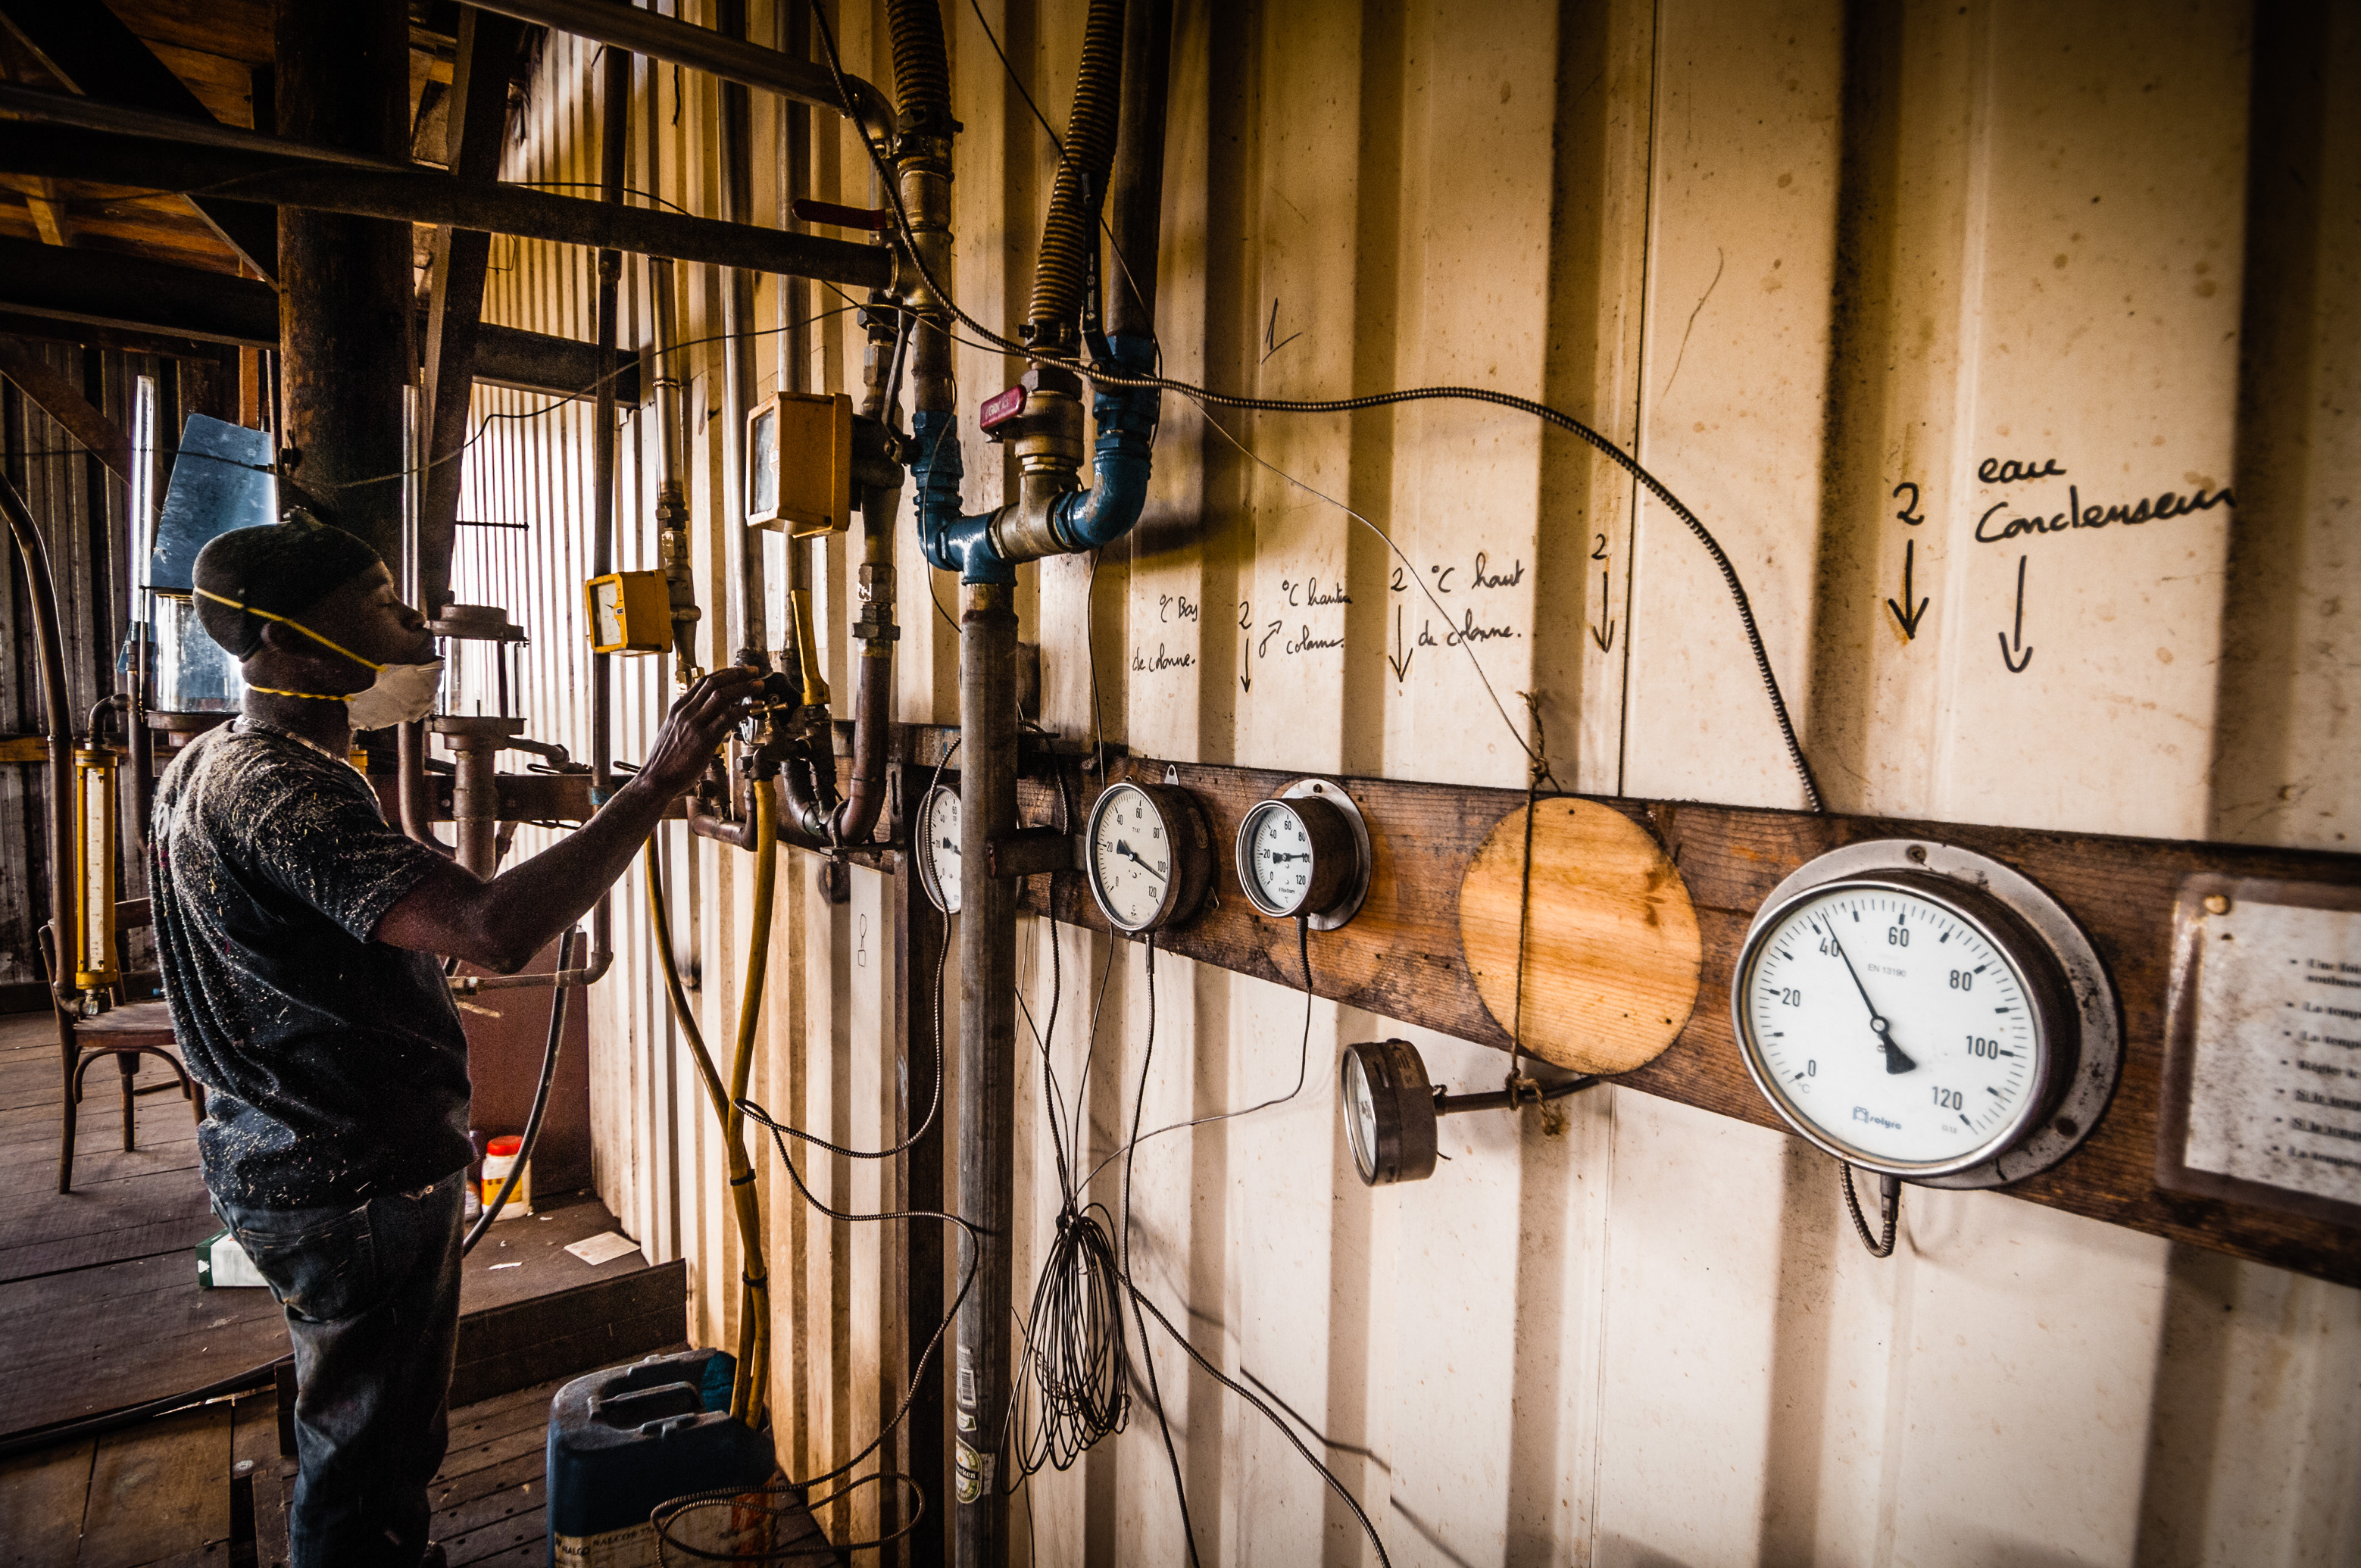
[1735,876,2070,1177]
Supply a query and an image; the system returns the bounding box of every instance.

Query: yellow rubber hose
[645,799,776,1426]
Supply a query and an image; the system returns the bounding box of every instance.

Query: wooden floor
[0,1010,660,1438]
[0,1356,679,1567]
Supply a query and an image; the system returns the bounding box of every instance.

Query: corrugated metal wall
[1,346,178,998]
[476,1,2360,1563]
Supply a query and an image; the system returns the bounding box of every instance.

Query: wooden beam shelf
[898,747,2361,1288]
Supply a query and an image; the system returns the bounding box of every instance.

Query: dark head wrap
[191,517,384,659]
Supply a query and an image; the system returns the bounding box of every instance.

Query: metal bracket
[987,826,1072,880]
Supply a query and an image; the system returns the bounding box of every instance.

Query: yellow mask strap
[245,684,349,703]
[195,586,388,673]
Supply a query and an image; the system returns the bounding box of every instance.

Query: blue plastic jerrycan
[545,1348,776,1566]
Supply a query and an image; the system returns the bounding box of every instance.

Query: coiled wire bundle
[1008,1198,1131,1474]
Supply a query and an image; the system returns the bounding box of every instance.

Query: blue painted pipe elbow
[910,410,1013,586]
[1048,335,1161,554]
[911,338,1160,583]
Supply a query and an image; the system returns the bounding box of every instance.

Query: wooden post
[273,0,411,569]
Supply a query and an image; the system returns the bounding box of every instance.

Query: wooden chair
[37,898,205,1194]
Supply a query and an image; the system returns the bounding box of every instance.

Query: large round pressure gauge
[1341,1039,1438,1186]
[1732,842,2119,1188]
[1083,781,1213,934]
[1235,779,1372,929]
[914,782,961,914]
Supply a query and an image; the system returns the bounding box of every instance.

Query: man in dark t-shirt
[152,520,755,1568]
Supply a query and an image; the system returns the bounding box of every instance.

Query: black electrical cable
[311,305,860,495]
[1117,934,1201,1566]
[463,926,577,1255]
[1077,914,1316,1195]
[733,1092,982,1494]
[1842,1164,1900,1258]
[810,2,1821,812]
[1006,912,1140,1485]
[651,1471,928,1563]
[0,1358,281,1462]
[1118,1269,1394,1568]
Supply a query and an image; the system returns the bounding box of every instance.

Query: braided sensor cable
[812,4,1822,811]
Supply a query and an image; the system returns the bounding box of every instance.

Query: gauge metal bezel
[913,781,961,914]
[1732,841,2120,1189]
[1235,778,1372,929]
[1084,780,1213,935]
[1340,1038,1438,1185]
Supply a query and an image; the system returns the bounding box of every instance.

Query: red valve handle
[790,198,893,233]
[978,386,1027,433]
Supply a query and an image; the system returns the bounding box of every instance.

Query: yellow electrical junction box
[585,570,672,655]
[745,390,853,537]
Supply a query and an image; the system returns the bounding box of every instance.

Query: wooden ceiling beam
[0,337,133,480]
[0,0,276,277]
[0,236,642,401]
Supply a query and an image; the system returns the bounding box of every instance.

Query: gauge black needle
[1264,851,1310,863]
[1822,923,1918,1074]
[1113,839,1164,881]
[938,837,959,855]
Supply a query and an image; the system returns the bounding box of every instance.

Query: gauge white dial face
[591,582,624,648]
[1342,1049,1378,1179]
[1245,803,1315,915]
[1740,884,2042,1171]
[920,786,961,914]
[1089,784,1173,931]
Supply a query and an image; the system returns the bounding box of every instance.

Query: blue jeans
[216,1171,466,1568]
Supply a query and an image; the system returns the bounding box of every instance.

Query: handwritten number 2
[1892,481,1925,526]
[1237,599,1251,631]
[1591,533,1608,561]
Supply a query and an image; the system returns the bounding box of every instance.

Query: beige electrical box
[745,390,853,536]
[584,570,671,655]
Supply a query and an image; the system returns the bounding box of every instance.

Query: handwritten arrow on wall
[1387,604,1415,682]
[1885,538,1929,639]
[1997,554,2034,673]
[1589,568,1616,652]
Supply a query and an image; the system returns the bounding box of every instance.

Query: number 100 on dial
[1734,872,2078,1179]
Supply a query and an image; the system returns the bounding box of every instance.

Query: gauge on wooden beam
[1083,780,1213,935]
[1732,840,2119,1192]
[914,781,961,915]
[1236,778,1370,929]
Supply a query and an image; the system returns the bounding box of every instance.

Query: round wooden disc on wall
[1458,799,1701,1074]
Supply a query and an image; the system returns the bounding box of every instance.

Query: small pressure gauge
[914,782,962,914]
[1083,781,1213,934]
[1235,779,1371,929]
[1341,1039,1438,1186]
[1732,841,2119,1189]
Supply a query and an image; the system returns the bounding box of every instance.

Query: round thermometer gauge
[1340,1039,1438,1186]
[1235,779,1372,929]
[1083,781,1213,934]
[914,782,962,914]
[1732,844,2118,1188]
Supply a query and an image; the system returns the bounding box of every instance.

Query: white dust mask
[342,658,445,728]
[194,586,443,727]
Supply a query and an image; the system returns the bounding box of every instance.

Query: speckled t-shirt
[151,720,469,1209]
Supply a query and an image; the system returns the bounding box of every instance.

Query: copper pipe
[832,648,893,843]
[448,732,501,876]
[1,471,77,1004]
[397,720,454,854]
[689,771,783,850]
